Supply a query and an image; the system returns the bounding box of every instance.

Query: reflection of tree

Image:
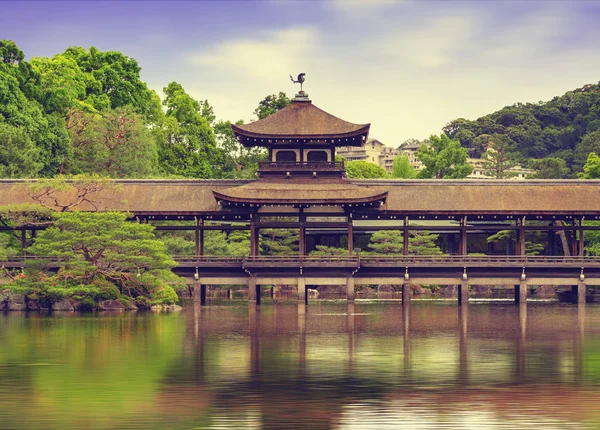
[0,313,184,428]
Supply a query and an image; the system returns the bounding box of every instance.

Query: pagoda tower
[213,88,388,257]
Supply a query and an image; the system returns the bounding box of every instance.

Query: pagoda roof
[232,99,370,147]
[213,179,387,206]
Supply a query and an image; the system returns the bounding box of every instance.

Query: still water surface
[1,300,600,429]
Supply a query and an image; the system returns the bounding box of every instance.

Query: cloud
[325,0,408,18]
[189,27,318,80]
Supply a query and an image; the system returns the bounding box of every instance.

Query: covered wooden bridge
[1,90,600,305]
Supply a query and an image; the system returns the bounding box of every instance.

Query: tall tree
[68,107,158,178]
[157,82,232,178]
[62,46,162,122]
[254,92,290,120]
[416,134,472,179]
[481,134,518,179]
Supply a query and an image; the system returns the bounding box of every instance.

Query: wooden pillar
[298,277,307,304]
[572,219,578,257]
[250,216,259,257]
[199,218,204,257]
[227,288,232,299]
[346,277,355,302]
[347,214,354,256]
[21,228,27,257]
[579,218,585,257]
[548,222,555,256]
[458,282,469,306]
[517,217,526,256]
[402,283,411,304]
[515,281,527,304]
[195,218,200,257]
[459,217,467,255]
[299,209,306,257]
[578,280,586,306]
[403,217,409,256]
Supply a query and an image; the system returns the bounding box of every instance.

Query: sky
[2,0,600,146]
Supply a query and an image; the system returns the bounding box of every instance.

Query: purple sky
[2,0,600,145]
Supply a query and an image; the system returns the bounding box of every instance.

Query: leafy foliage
[444,82,600,176]
[345,160,388,179]
[10,212,183,306]
[254,92,290,120]
[416,134,472,179]
[366,230,442,256]
[391,154,417,178]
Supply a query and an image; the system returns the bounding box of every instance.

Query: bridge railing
[5,255,600,267]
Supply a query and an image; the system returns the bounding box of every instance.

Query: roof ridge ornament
[290,72,310,102]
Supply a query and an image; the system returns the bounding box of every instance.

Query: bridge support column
[515,281,527,304]
[298,277,307,304]
[248,277,260,305]
[458,282,469,306]
[200,284,207,306]
[578,281,586,306]
[346,277,355,302]
[402,283,411,304]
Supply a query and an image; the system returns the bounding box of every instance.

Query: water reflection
[2,302,600,429]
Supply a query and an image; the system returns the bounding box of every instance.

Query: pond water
[1,300,600,429]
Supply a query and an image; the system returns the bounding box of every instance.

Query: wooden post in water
[402,283,411,304]
[578,280,586,306]
[298,277,307,304]
[515,281,527,304]
[346,277,355,302]
[248,277,258,304]
[458,282,469,306]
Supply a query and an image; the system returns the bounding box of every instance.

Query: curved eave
[212,190,388,206]
[232,123,370,143]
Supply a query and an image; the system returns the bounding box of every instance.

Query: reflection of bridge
[6,255,597,306]
[175,301,590,428]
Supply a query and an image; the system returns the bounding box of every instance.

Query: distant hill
[443,82,600,176]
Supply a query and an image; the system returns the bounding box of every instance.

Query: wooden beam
[348,214,353,256]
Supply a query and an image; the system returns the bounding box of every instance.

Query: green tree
[0,123,42,177]
[68,107,158,177]
[391,153,416,178]
[62,46,162,122]
[527,157,570,179]
[345,160,388,179]
[22,212,183,306]
[157,82,232,178]
[254,92,290,120]
[260,228,298,256]
[366,230,442,255]
[416,134,473,179]
[481,134,518,179]
[0,56,71,177]
[574,131,600,173]
[579,152,600,179]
